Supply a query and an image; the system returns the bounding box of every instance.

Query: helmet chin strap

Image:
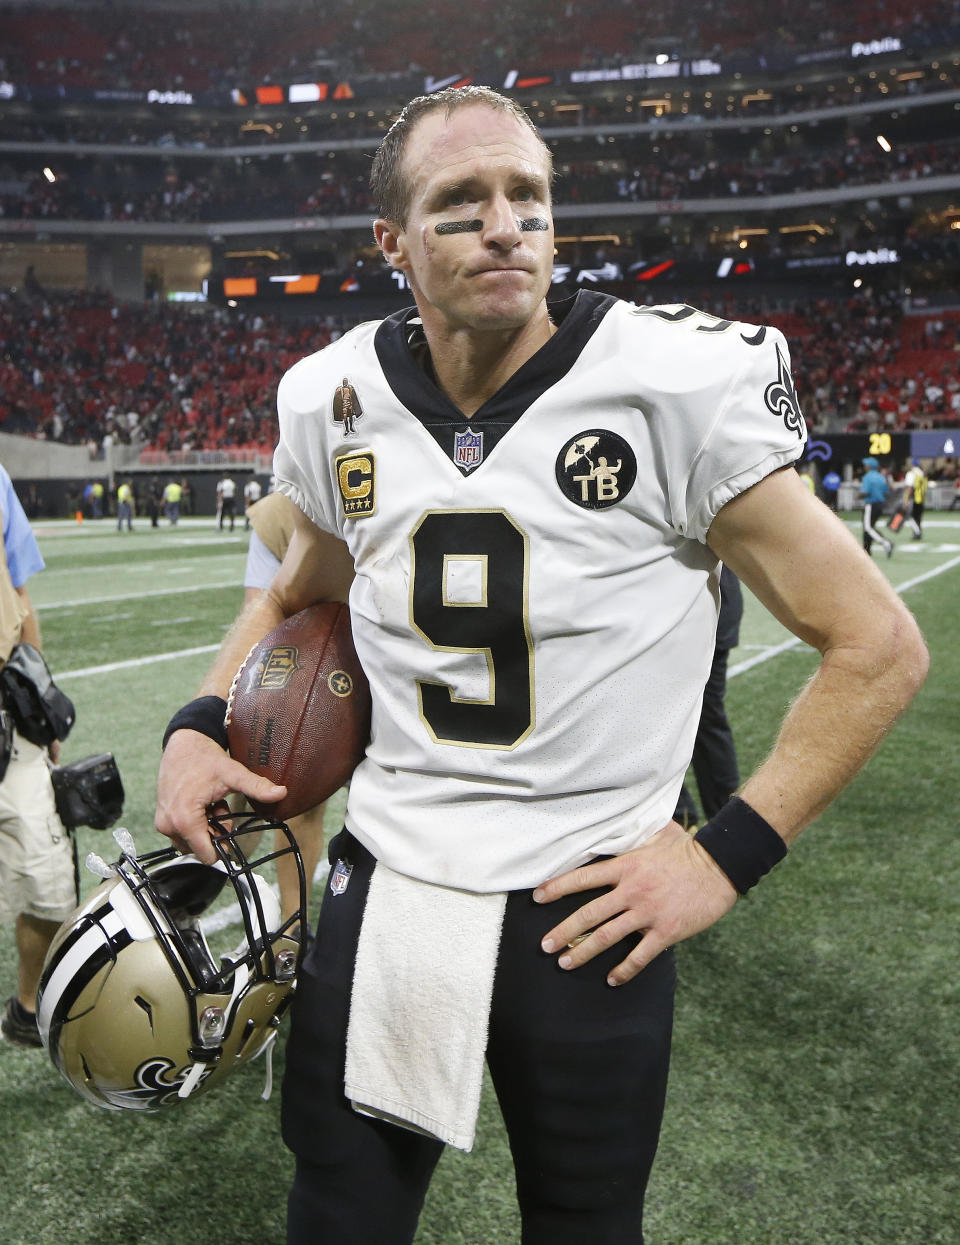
[259,1031,278,1102]
[176,1020,280,1102]
[178,1060,209,1100]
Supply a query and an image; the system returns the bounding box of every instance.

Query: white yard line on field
[728,554,960,678]
[54,555,960,686]
[200,861,332,936]
[57,644,221,680]
[35,581,240,612]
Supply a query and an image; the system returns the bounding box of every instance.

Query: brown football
[225,602,370,820]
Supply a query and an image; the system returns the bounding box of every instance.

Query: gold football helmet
[36,814,304,1112]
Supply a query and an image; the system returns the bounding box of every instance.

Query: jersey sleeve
[243,531,281,591]
[685,326,806,543]
[272,323,380,537]
[631,316,807,544]
[272,352,342,536]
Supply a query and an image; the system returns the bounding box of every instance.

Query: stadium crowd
[0,291,335,456]
[0,0,957,91]
[1,290,957,462]
[2,130,958,225]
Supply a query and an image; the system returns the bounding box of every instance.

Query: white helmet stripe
[38,908,125,1040]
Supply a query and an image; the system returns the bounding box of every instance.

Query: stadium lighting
[853,278,863,288]
[42,167,56,183]
[876,135,892,152]
[655,54,669,65]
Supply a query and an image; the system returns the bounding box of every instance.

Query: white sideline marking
[38,551,246,577]
[57,644,221,680]
[53,554,960,687]
[728,636,805,678]
[36,581,240,611]
[726,553,960,680]
[200,861,331,937]
[895,553,960,591]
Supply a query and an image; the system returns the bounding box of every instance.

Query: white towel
[344,861,507,1152]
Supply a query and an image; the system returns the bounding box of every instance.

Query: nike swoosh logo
[741,327,767,346]
[425,74,468,93]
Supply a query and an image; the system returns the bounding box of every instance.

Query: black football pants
[283,831,676,1245]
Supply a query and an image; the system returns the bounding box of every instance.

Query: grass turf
[1,513,957,1244]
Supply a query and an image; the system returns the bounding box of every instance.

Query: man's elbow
[877,602,929,708]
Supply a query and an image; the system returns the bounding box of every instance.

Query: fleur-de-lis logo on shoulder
[764,344,805,440]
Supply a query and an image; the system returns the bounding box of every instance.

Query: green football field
[1,512,957,1244]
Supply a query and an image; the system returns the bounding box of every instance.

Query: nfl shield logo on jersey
[453,427,484,472]
[329,858,353,896]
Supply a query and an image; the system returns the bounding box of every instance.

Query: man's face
[376,105,555,334]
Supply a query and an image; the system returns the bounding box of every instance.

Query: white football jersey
[274,292,806,891]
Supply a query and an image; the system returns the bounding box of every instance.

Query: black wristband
[162,696,229,752]
[693,797,787,895]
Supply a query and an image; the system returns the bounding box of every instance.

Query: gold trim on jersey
[335,449,376,519]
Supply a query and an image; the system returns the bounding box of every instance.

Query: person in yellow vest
[90,480,104,519]
[163,479,183,526]
[0,464,76,1047]
[902,459,927,541]
[239,491,328,936]
[116,479,135,533]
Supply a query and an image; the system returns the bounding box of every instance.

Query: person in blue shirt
[858,457,894,558]
[0,465,76,1047]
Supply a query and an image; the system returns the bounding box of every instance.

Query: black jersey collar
[373,290,618,475]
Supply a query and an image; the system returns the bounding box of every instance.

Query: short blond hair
[370,86,552,227]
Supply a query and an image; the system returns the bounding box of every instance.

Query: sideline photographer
[0,464,76,1048]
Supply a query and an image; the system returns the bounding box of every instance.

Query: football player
[157,86,928,1244]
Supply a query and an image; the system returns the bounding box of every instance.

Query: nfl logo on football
[454,427,483,471]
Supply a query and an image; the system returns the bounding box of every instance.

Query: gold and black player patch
[555,430,637,510]
[335,449,376,519]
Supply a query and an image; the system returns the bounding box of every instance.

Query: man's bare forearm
[196,590,285,700]
[709,468,929,846]
[740,607,928,843]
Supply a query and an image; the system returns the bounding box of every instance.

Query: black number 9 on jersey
[410,510,534,749]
